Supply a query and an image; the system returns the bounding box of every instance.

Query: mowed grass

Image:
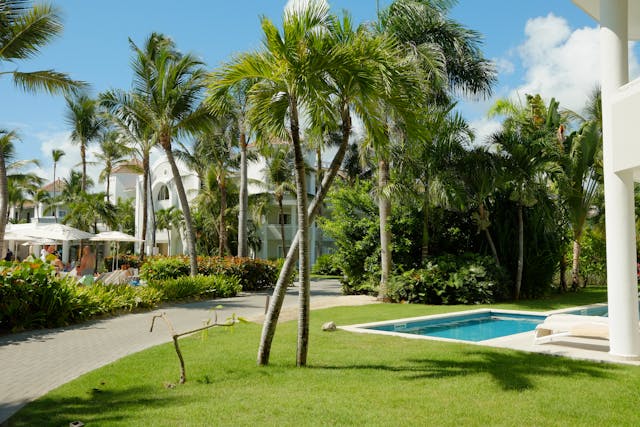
[10,286,640,426]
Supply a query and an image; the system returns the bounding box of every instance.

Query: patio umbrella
[90,231,144,270]
[6,223,94,241]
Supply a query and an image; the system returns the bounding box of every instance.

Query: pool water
[366,311,545,342]
[566,305,608,316]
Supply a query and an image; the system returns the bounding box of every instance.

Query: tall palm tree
[100,90,155,258]
[375,0,495,299]
[0,130,18,243]
[65,93,103,192]
[0,0,84,251]
[214,0,338,366]
[125,33,208,276]
[206,80,254,258]
[490,95,561,299]
[248,8,428,366]
[51,148,65,221]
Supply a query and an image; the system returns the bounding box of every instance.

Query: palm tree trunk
[162,141,198,276]
[479,204,500,266]
[559,252,568,292]
[515,204,524,300]
[571,236,582,290]
[148,166,157,250]
[257,103,351,366]
[140,153,149,259]
[53,163,57,222]
[315,147,323,258]
[106,172,111,203]
[278,197,287,256]
[237,131,249,257]
[378,158,392,301]
[421,194,429,262]
[81,140,87,192]
[288,99,310,367]
[0,148,8,256]
[218,175,227,256]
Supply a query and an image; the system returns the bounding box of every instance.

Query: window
[157,185,170,201]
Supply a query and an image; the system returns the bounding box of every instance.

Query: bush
[311,253,341,276]
[148,274,241,301]
[386,254,510,305]
[103,254,143,270]
[140,256,282,291]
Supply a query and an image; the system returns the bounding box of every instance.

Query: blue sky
[0,0,627,187]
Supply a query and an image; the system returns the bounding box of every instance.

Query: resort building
[111,152,332,264]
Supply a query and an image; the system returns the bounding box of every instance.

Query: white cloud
[493,58,515,76]
[469,117,502,146]
[514,13,638,113]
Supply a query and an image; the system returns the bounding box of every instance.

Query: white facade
[573,0,640,358]
[113,151,332,264]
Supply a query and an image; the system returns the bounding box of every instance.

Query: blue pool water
[366,311,545,342]
[566,305,608,316]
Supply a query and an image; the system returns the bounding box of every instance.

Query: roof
[41,178,66,193]
[112,160,143,175]
[573,0,640,40]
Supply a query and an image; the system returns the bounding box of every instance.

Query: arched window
[157,185,170,201]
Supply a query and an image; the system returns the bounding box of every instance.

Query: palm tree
[93,129,132,202]
[0,0,84,251]
[375,0,495,299]
[65,93,103,192]
[125,33,208,276]
[100,90,155,258]
[214,0,339,366]
[155,207,184,256]
[206,80,254,257]
[489,95,561,299]
[63,192,117,234]
[249,7,428,366]
[0,130,18,244]
[0,0,84,95]
[51,148,65,221]
[260,144,296,256]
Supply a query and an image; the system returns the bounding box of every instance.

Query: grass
[11,286,640,427]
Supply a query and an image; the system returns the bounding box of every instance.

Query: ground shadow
[312,349,619,391]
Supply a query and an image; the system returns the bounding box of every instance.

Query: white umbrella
[6,223,94,241]
[90,231,144,270]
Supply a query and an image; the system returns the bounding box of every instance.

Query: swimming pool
[344,310,546,343]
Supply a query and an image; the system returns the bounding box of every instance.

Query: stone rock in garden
[322,321,337,331]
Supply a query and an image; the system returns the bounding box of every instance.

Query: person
[4,248,13,261]
[44,245,64,271]
[78,246,96,277]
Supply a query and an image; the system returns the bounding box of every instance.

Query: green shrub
[148,274,241,301]
[386,254,510,305]
[0,260,77,332]
[140,256,282,291]
[103,254,143,270]
[312,253,342,276]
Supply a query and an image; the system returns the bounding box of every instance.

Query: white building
[112,152,332,263]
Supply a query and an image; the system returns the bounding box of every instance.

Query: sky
[1,0,635,190]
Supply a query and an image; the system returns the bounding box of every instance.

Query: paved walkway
[0,279,376,423]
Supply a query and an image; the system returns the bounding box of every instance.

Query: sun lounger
[534,314,610,344]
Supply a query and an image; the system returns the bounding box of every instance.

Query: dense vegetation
[0,257,277,333]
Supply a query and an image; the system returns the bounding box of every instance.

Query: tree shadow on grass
[7,386,177,427]
[313,349,620,392]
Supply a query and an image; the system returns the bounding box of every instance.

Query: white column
[601,0,640,358]
[61,240,70,264]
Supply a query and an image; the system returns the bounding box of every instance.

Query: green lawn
[11,287,640,427]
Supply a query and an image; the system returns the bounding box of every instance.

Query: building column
[600,0,640,358]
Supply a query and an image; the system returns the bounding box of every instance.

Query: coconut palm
[205,80,255,257]
[0,0,84,95]
[65,93,103,192]
[0,130,18,243]
[63,191,117,234]
[0,0,84,251]
[100,90,155,258]
[125,32,208,276]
